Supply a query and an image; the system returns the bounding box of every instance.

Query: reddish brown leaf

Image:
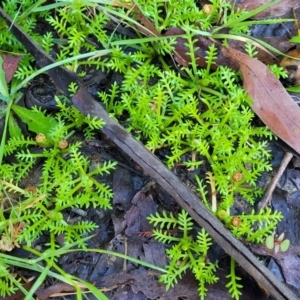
[1,55,22,84]
[227,0,300,18]
[164,29,239,70]
[251,244,300,291]
[132,5,161,37]
[35,282,76,300]
[221,47,300,155]
[124,191,156,237]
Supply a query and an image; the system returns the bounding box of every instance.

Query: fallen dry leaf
[35,282,76,300]
[227,0,300,18]
[251,244,300,291]
[125,191,156,237]
[131,4,161,37]
[1,55,22,84]
[222,47,300,155]
[96,268,269,300]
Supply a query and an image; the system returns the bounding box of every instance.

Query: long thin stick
[257,152,293,211]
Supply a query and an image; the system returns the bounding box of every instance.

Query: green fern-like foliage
[196,172,282,297]
[0,110,115,300]
[0,0,54,88]
[0,105,116,249]
[95,1,276,207]
[148,210,218,300]
[229,209,282,243]
[0,0,40,52]
[0,263,19,297]
[149,173,282,299]
[55,97,105,139]
[149,207,282,299]
[100,41,273,204]
[226,258,243,300]
[45,2,109,71]
[196,174,283,243]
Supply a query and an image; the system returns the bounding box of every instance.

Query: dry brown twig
[257,152,294,211]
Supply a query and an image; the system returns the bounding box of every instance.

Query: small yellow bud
[202,4,214,15]
[25,186,37,194]
[231,216,241,227]
[212,155,218,161]
[48,211,63,221]
[35,133,49,147]
[232,172,243,182]
[217,209,227,220]
[58,139,68,149]
[182,244,189,251]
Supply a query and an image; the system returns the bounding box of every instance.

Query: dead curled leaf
[35,282,76,300]
[251,244,300,291]
[221,47,300,155]
[1,55,22,84]
[226,0,300,19]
